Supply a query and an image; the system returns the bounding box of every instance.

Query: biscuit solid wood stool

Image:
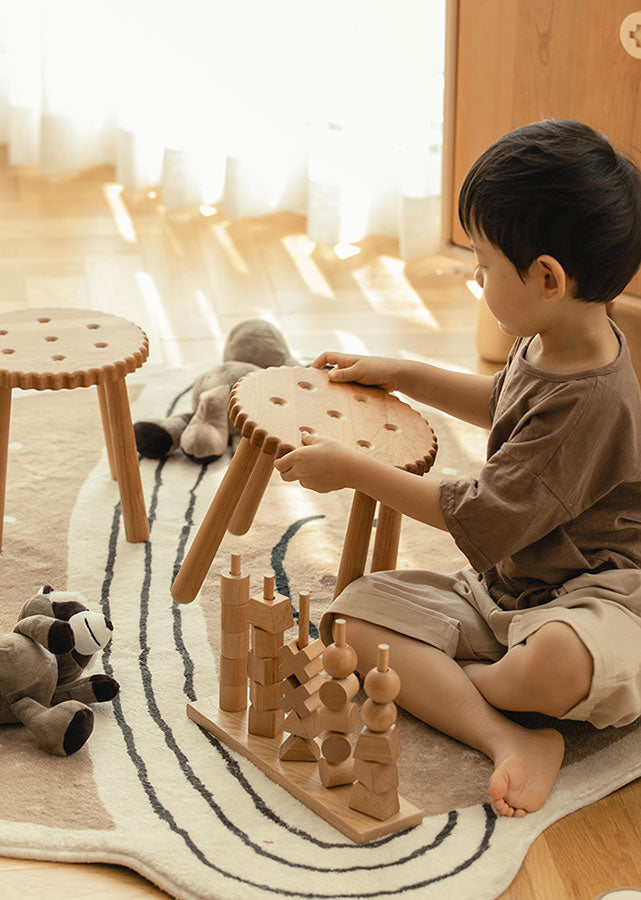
[172,365,437,605]
[0,307,150,548]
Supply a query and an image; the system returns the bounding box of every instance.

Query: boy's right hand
[311,352,399,392]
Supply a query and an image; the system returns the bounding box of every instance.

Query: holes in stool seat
[94,342,108,348]
[0,330,7,336]
[299,426,315,434]
[45,336,58,342]
[384,423,398,431]
[52,355,65,361]
[357,440,372,449]
[86,323,101,329]
[297,381,315,391]
[37,317,51,323]
[270,396,287,406]
[327,409,343,418]
[2,348,14,354]
[354,394,369,404]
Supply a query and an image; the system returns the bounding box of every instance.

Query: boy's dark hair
[458,119,641,303]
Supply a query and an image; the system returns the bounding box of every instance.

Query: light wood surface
[449,0,641,299]
[0,149,639,897]
[186,697,423,842]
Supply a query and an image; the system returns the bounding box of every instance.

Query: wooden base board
[187,696,424,843]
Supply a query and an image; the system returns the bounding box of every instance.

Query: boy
[274,119,641,817]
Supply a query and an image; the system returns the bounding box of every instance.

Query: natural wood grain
[450,0,641,298]
[187,697,423,842]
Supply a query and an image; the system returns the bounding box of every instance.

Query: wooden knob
[361,698,397,732]
[364,647,400,704]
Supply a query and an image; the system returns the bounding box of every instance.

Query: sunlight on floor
[103,184,137,244]
[212,223,249,274]
[281,234,334,300]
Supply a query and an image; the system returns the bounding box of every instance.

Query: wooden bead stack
[219,553,250,712]
[349,643,402,821]
[277,591,325,761]
[318,618,359,787]
[247,574,294,737]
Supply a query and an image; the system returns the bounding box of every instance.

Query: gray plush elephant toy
[134,318,301,464]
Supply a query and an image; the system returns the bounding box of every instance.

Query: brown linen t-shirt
[439,325,641,609]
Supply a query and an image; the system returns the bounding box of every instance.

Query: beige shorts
[319,566,641,729]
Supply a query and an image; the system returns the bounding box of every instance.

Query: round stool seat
[0,306,149,546]
[172,364,438,605]
[229,365,437,472]
[0,307,148,390]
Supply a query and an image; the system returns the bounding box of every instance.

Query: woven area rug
[1,364,641,900]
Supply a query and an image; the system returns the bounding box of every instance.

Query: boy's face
[470,234,543,338]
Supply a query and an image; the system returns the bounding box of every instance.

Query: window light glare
[466,279,483,300]
[199,204,217,217]
[334,242,361,260]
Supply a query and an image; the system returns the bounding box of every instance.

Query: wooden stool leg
[171,436,261,604]
[228,447,276,536]
[97,383,118,481]
[370,504,402,573]
[333,490,377,599]
[103,377,150,544]
[0,387,11,552]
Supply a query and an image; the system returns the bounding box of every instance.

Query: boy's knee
[519,621,594,714]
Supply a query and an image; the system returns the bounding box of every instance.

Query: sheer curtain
[0,0,446,257]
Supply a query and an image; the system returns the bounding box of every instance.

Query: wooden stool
[0,307,150,548]
[172,365,437,605]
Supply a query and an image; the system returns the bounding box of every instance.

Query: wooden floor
[1,151,640,899]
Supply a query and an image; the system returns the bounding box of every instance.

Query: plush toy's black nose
[105,619,114,631]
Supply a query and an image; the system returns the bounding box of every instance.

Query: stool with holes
[171,365,437,605]
[0,307,150,549]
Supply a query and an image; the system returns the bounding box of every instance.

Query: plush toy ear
[68,611,114,655]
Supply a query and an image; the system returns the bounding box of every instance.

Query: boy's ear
[534,254,567,303]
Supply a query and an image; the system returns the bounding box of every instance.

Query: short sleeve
[439,448,572,571]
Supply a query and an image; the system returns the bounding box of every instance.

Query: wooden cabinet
[449,0,641,297]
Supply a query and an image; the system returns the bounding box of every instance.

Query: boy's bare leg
[341,615,566,818]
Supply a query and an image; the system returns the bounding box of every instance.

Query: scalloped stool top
[0,307,149,390]
[229,365,438,473]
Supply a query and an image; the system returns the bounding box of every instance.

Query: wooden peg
[298,590,310,649]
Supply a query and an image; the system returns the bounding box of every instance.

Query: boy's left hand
[274,432,356,493]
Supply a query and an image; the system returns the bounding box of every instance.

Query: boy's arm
[313,353,494,430]
[275,434,448,531]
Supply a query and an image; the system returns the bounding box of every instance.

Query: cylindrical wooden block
[221,603,247,633]
[321,731,352,764]
[220,629,249,659]
[319,701,358,735]
[319,672,360,710]
[361,698,398,732]
[220,656,247,686]
[220,569,250,606]
[219,682,248,712]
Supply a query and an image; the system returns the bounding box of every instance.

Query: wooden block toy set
[187,553,424,843]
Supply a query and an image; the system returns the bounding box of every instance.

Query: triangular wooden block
[278,734,320,762]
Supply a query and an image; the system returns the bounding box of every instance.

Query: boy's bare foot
[489,727,565,817]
